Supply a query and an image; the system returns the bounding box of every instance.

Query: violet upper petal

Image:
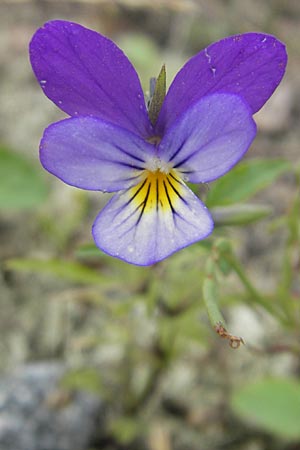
[156,33,287,134]
[29,20,152,137]
[158,93,256,183]
[40,116,155,192]
[92,175,213,265]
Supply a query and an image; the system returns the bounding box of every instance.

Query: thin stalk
[277,183,300,325]
[224,252,289,326]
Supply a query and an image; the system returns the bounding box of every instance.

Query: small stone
[0,362,104,450]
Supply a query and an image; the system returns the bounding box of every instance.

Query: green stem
[224,252,289,325]
[202,258,226,327]
[278,183,300,325]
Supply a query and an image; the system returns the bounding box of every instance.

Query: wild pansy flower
[29,21,287,265]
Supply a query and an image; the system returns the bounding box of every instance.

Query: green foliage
[3,129,300,448]
[212,203,272,226]
[231,378,300,440]
[75,243,107,259]
[206,158,291,207]
[0,146,48,210]
[1,9,299,450]
[5,258,112,286]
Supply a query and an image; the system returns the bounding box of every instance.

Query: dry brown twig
[214,322,245,349]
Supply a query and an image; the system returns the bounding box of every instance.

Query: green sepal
[148,64,166,126]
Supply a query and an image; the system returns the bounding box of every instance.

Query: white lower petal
[92,170,213,265]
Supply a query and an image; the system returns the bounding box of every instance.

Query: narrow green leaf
[211,203,272,226]
[6,258,109,285]
[0,146,48,210]
[206,158,291,207]
[75,243,107,259]
[231,378,300,440]
[148,64,166,126]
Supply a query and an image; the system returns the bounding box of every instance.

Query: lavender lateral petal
[156,33,287,134]
[29,20,152,137]
[158,93,256,183]
[40,117,156,192]
[92,180,213,266]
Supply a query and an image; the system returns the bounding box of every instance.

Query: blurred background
[0,1,300,449]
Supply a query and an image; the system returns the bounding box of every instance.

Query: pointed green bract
[148,64,166,126]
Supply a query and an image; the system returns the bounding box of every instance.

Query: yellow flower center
[129,169,184,214]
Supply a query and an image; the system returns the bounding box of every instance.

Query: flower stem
[224,251,289,325]
[202,258,226,327]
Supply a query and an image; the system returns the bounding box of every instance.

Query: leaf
[211,203,272,226]
[231,378,300,440]
[0,146,48,210]
[206,158,291,207]
[6,258,111,285]
[75,243,108,259]
[75,243,150,289]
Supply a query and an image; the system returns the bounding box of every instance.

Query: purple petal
[158,93,256,183]
[92,171,213,265]
[40,116,156,192]
[156,33,287,134]
[29,20,152,137]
